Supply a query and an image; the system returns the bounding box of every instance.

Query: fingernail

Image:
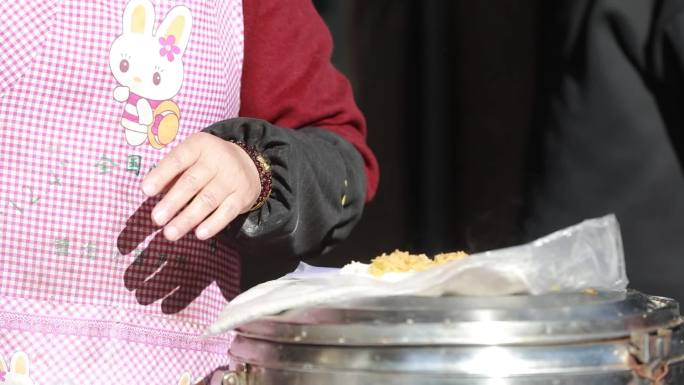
[152,207,168,225]
[142,181,156,197]
[164,225,179,241]
[196,227,209,240]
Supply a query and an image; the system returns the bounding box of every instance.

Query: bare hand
[142,132,260,241]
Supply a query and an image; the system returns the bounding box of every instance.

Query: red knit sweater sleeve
[239,0,379,201]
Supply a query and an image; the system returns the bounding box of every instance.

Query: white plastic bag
[208,214,627,335]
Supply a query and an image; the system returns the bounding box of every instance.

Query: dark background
[310,0,540,260]
[294,1,684,301]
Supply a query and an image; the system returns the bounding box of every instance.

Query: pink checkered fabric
[0,0,244,384]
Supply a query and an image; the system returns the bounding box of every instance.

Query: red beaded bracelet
[229,140,272,211]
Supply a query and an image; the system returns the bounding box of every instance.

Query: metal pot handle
[221,371,244,385]
[209,364,248,385]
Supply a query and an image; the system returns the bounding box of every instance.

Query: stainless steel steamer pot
[224,290,684,384]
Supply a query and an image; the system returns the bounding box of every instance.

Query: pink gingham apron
[0,1,244,384]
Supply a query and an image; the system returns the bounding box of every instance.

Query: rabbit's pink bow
[159,35,180,62]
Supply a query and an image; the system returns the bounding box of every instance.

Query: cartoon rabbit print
[110,0,192,149]
[178,372,205,385]
[0,352,34,385]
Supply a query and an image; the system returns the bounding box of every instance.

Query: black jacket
[525,0,684,301]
